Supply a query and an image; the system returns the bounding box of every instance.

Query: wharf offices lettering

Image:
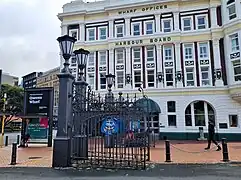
[118,4,168,15]
[115,37,172,46]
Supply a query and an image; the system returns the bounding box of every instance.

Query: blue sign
[101,117,119,135]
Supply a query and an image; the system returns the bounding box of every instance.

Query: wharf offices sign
[118,4,168,15]
[115,37,172,46]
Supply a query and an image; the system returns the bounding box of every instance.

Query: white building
[58,0,241,140]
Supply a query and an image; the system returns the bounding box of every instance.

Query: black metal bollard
[5,136,8,146]
[10,143,17,165]
[17,135,20,144]
[222,138,229,162]
[165,140,171,162]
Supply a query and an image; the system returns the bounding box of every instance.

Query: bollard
[10,143,17,165]
[222,138,229,162]
[5,136,8,146]
[17,135,20,144]
[165,140,171,162]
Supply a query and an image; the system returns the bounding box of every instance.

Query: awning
[134,98,161,115]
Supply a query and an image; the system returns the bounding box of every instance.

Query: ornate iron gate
[71,88,150,169]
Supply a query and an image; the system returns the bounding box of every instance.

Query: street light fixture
[73,48,90,81]
[57,35,76,73]
[106,73,115,91]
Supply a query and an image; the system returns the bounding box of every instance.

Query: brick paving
[0,141,241,167]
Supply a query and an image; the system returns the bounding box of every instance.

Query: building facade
[58,0,241,140]
[37,67,60,119]
[22,72,43,89]
[1,72,19,86]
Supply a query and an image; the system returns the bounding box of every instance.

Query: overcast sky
[0,0,71,78]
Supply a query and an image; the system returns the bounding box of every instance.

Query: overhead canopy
[134,98,161,115]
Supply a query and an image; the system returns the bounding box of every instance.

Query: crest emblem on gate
[101,117,119,135]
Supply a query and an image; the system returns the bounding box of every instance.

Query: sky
[0,0,71,78]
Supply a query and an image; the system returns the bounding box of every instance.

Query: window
[88,28,95,41]
[183,17,192,31]
[201,66,210,86]
[228,4,236,20]
[167,101,176,112]
[196,16,206,29]
[71,56,77,64]
[147,70,155,87]
[185,101,215,127]
[186,67,195,86]
[146,47,154,62]
[145,21,154,34]
[229,115,238,127]
[184,44,193,59]
[168,115,177,126]
[99,51,106,66]
[69,29,78,40]
[230,33,240,52]
[88,73,95,89]
[115,25,124,38]
[134,71,142,88]
[133,48,141,63]
[233,60,241,81]
[165,68,174,86]
[199,43,208,58]
[132,23,141,36]
[116,49,124,64]
[163,19,171,32]
[164,47,172,60]
[99,27,107,40]
[116,71,124,88]
[100,73,106,89]
[88,53,95,66]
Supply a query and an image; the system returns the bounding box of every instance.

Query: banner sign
[27,117,48,140]
[24,87,53,116]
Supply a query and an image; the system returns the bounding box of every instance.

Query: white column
[109,49,114,74]
[125,47,132,89]
[213,39,224,86]
[221,0,227,24]
[173,12,180,32]
[175,42,183,88]
[156,45,163,88]
[61,24,68,35]
[210,6,218,28]
[236,1,241,19]
[125,18,130,37]
[80,23,85,42]
[109,20,113,39]
[155,14,161,33]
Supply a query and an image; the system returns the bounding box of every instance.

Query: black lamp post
[73,48,90,81]
[57,35,76,73]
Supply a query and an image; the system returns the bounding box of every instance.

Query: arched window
[185,101,215,127]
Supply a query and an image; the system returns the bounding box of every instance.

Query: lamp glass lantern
[106,74,115,89]
[57,35,76,60]
[73,48,90,70]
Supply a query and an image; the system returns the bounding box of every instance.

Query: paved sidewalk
[0,141,241,167]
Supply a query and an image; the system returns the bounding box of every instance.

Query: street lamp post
[52,35,76,167]
[72,48,89,159]
[0,93,7,148]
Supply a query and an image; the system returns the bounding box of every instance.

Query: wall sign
[115,37,172,46]
[118,4,168,15]
[101,117,119,135]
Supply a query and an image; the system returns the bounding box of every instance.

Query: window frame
[198,42,209,59]
[162,18,173,33]
[133,70,143,88]
[184,44,194,60]
[131,22,142,36]
[230,33,240,53]
[69,29,79,40]
[99,72,107,90]
[115,24,124,38]
[164,68,174,87]
[144,20,154,35]
[185,67,196,87]
[195,14,208,30]
[200,66,211,86]
[115,48,125,64]
[99,51,107,66]
[98,26,107,40]
[132,47,142,63]
[87,73,95,90]
[88,52,95,67]
[232,60,241,82]
[229,114,239,128]
[87,28,96,41]
[181,16,193,31]
[146,46,155,62]
[146,69,155,88]
[227,3,237,20]
[163,46,173,61]
[116,70,125,89]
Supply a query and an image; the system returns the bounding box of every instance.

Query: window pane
[146,22,153,34]
[147,47,154,61]
[163,20,171,32]
[88,53,95,66]
[116,25,123,37]
[229,115,238,127]
[168,115,176,126]
[147,70,155,87]
[167,101,176,112]
[117,71,124,88]
[133,24,140,35]
[116,49,124,64]
[133,48,141,62]
[88,29,95,41]
[100,73,106,89]
[100,28,106,40]
[99,52,106,65]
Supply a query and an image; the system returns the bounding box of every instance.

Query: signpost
[23,87,54,147]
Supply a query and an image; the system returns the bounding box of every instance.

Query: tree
[0,84,24,126]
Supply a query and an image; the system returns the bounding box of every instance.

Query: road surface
[0,164,240,180]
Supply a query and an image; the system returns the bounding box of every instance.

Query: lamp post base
[52,137,71,167]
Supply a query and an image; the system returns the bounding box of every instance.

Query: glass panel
[146,22,153,34]
[168,115,176,126]
[100,73,106,89]
[195,115,206,126]
[167,101,176,112]
[185,115,192,126]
